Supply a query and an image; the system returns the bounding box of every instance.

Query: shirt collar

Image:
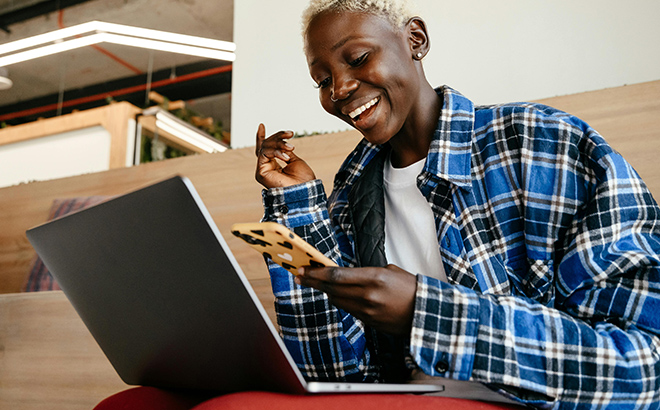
[423,86,475,190]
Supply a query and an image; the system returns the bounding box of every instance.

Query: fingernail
[284,142,294,149]
[275,150,290,160]
[294,276,301,285]
[297,267,305,276]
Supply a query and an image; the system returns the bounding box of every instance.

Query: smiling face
[304,11,427,146]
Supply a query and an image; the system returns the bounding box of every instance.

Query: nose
[330,75,358,102]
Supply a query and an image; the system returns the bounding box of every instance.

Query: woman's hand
[255,123,316,189]
[295,264,417,336]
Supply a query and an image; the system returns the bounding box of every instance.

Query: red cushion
[195,391,517,409]
[94,387,210,410]
[95,388,519,410]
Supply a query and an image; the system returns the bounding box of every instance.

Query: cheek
[365,64,408,107]
[370,50,418,93]
[320,95,333,115]
[319,92,344,119]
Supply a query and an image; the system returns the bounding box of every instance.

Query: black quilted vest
[347,147,411,383]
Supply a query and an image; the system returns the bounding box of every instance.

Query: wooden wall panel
[0,292,127,410]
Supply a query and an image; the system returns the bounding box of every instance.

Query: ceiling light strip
[0,33,235,67]
[101,33,236,61]
[0,33,104,67]
[0,21,236,65]
[94,21,235,52]
[0,21,97,55]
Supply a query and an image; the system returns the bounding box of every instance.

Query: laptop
[26,176,510,401]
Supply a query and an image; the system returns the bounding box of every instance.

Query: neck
[388,83,442,168]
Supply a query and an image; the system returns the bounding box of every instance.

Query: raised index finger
[255,123,266,156]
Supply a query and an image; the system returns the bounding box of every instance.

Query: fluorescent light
[0,33,104,67]
[0,21,98,55]
[156,121,215,153]
[0,21,236,67]
[154,111,227,153]
[101,33,235,61]
[94,21,235,52]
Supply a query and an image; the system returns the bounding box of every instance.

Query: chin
[341,116,395,146]
[359,130,393,146]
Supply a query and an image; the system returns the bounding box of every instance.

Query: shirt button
[279,205,289,214]
[434,360,449,374]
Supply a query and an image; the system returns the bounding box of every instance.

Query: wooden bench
[0,80,658,409]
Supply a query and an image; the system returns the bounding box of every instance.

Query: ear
[407,17,430,60]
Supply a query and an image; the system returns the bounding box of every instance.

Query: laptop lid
[27,176,312,394]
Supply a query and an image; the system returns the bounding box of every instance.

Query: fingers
[295,267,367,308]
[294,266,376,299]
[254,124,316,189]
[256,126,295,162]
[255,123,266,156]
[295,265,417,335]
[297,266,381,285]
[298,266,366,285]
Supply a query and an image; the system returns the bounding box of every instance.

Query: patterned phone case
[231,222,337,275]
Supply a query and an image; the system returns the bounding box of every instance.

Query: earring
[415,52,423,59]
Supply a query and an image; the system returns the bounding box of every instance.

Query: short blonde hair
[301,0,419,35]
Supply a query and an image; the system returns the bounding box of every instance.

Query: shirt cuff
[409,274,480,381]
[261,179,329,228]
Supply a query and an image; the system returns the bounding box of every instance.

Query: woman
[254,0,660,408]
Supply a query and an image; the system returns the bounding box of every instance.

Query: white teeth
[349,97,379,120]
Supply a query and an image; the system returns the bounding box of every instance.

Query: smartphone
[231,222,337,275]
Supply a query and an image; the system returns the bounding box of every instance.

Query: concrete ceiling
[0,0,233,123]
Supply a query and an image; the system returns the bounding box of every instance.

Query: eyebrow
[332,35,357,51]
[310,35,358,67]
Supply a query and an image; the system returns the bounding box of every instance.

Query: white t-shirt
[383,155,447,282]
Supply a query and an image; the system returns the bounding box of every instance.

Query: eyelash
[314,78,331,89]
[349,53,368,67]
[314,53,369,89]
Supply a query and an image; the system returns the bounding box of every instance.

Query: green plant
[139,135,186,164]
[171,107,228,145]
[294,131,322,139]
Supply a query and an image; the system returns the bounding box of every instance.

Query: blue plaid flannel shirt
[261,86,660,408]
